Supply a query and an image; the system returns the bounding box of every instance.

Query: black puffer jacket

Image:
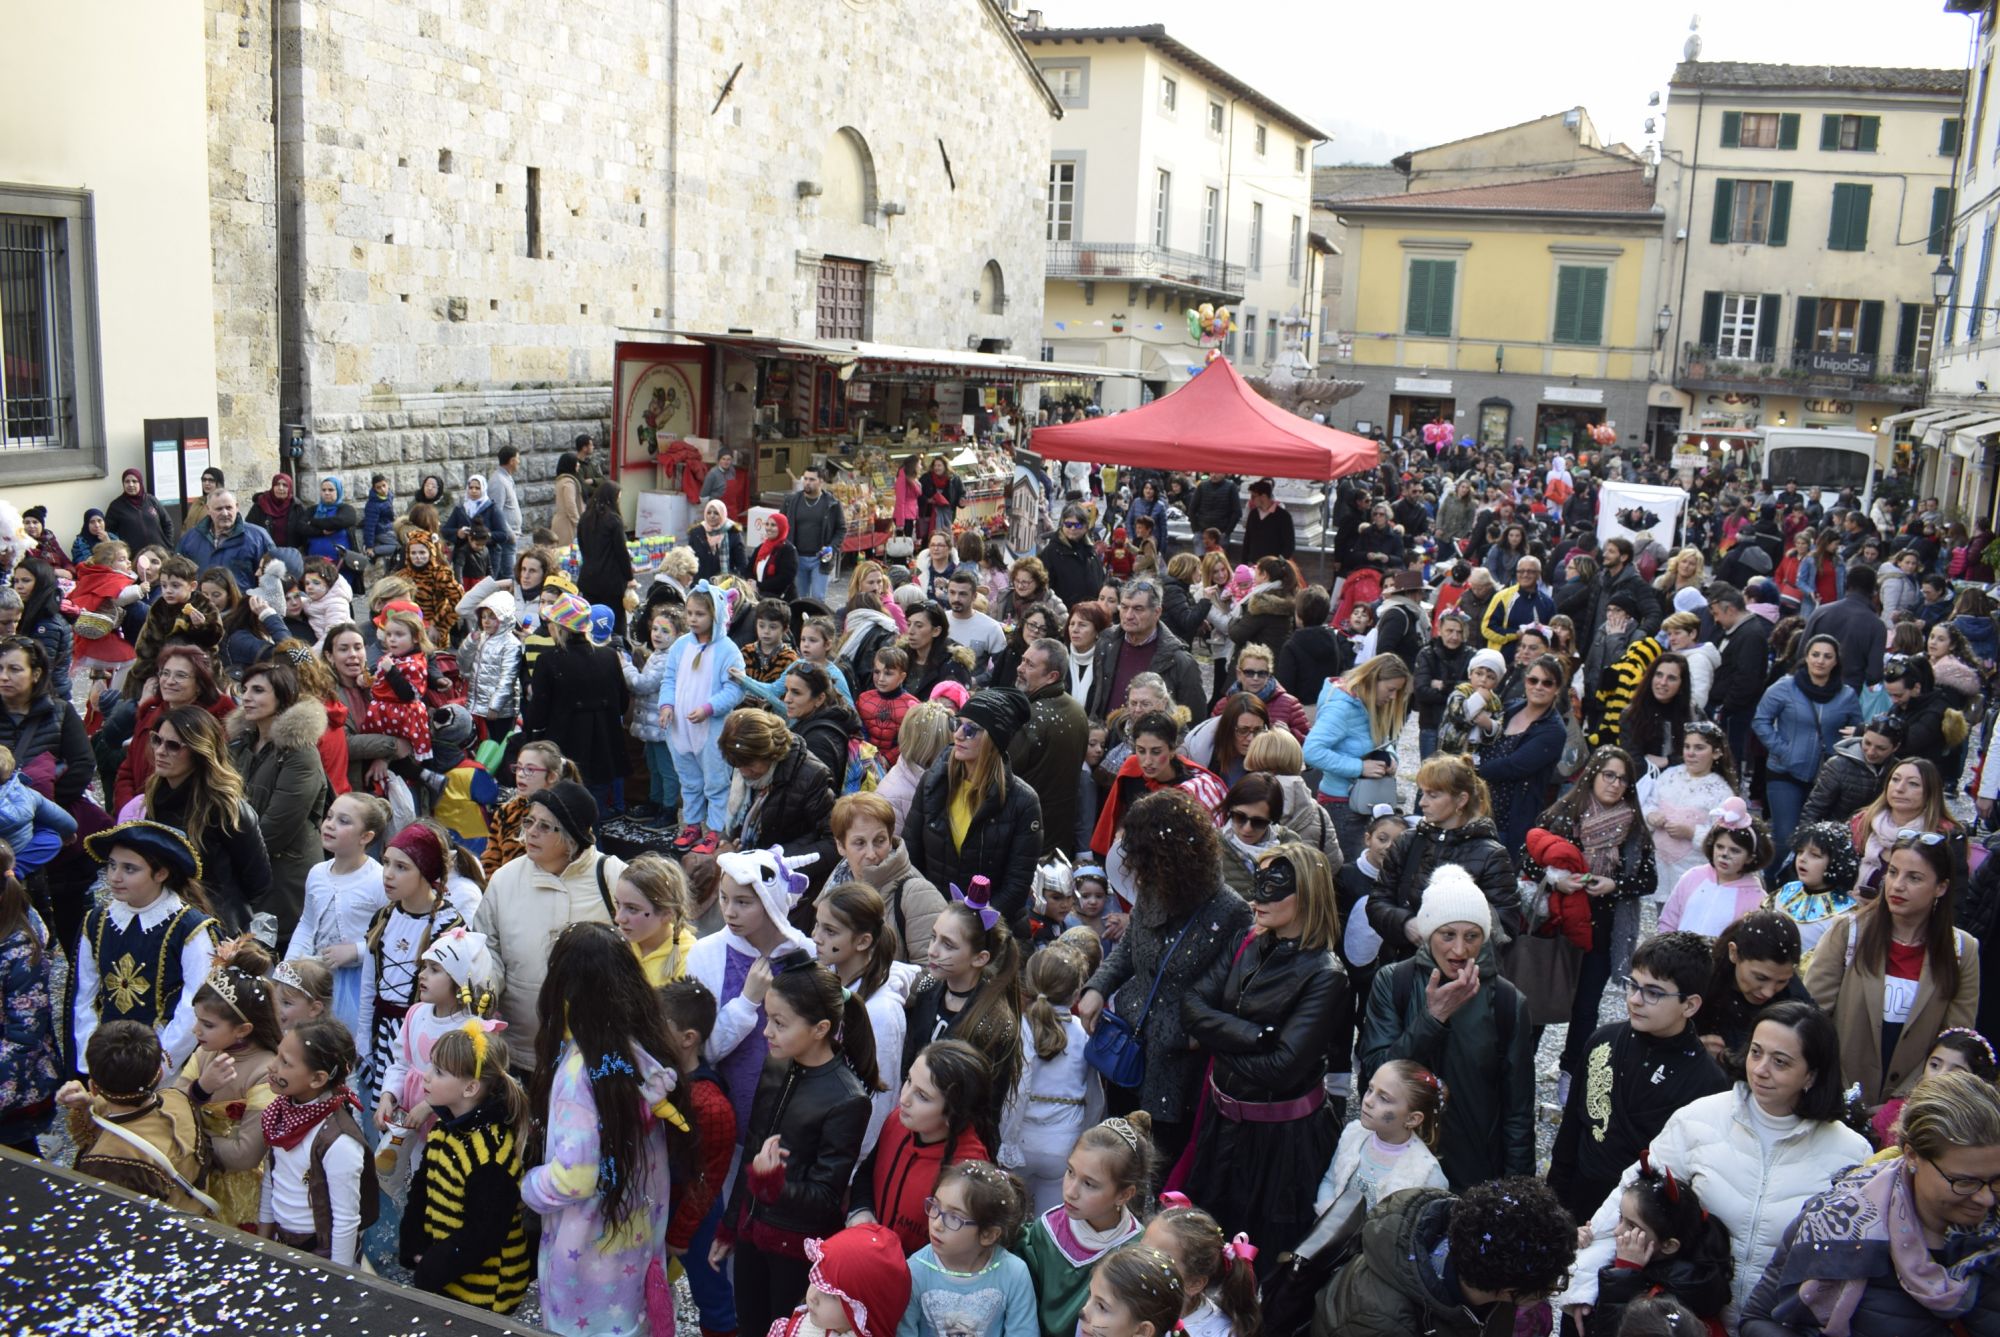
[1894,688,1956,764]
[1161,575,1209,646]
[1228,589,1296,664]
[735,738,837,914]
[1035,535,1106,611]
[794,704,859,796]
[902,755,1042,937]
[1799,734,1890,826]
[0,695,94,807]
[1368,818,1520,966]
[1184,933,1346,1101]
[1275,625,1342,705]
[726,1052,871,1247]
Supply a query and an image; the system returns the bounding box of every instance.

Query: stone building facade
[206,0,1056,514]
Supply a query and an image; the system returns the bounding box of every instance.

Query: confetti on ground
[0,1153,540,1336]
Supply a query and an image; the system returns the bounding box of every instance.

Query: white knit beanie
[1673,586,1708,615]
[1468,648,1507,679]
[1413,864,1492,940]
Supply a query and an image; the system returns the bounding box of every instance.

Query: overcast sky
[1034,0,1979,164]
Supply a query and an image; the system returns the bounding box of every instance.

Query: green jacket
[1315,1188,1516,1337]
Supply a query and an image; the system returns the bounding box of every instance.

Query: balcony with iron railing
[1678,343,1927,404]
[1045,241,1245,302]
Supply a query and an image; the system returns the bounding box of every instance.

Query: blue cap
[588,603,617,647]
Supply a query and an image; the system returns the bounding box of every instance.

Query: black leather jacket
[1183,933,1346,1101]
[727,1055,872,1246]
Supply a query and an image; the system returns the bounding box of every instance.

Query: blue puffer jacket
[1753,671,1862,785]
[1957,613,2000,667]
[363,487,398,550]
[1304,681,1378,800]
[177,518,275,591]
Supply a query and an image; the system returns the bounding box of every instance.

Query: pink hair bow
[1223,1233,1257,1265]
[1158,1191,1193,1211]
[949,879,1001,931]
[1709,797,1752,830]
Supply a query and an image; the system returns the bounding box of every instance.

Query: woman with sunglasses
[112,645,237,811]
[1181,841,1345,1258]
[1851,758,1964,895]
[903,688,1042,939]
[130,705,270,934]
[1473,652,1571,853]
[1741,1070,2000,1337]
[1213,772,1289,901]
[1805,828,1979,1108]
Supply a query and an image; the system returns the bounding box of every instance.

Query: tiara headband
[1099,1117,1140,1152]
[270,960,311,996]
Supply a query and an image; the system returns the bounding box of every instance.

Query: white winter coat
[1554,1084,1871,1322]
[1313,1119,1448,1216]
[860,961,922,1160]
[470,846,625,1051]
[1679,639,1721,712]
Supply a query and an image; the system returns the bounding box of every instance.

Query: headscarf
[312,475,344,521]
[462,474,492,519]
[754,510,790,579]
[255,473,296,527]
[73,509,106,561]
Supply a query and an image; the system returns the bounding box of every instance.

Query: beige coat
[470,844,626,1050]
[1804,913,1980,1105]
[551,474,583,546]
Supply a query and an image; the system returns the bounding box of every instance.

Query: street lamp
[1655,304,1673,350]
[1934,257,1957,304]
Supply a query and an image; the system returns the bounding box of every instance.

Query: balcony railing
[1678,343,1927,403]
[1046,241,1245,300]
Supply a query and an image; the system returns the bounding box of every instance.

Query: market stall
[611,333,1130,560]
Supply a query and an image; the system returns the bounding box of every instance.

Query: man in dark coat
[1275,585,1341,705]
[1707,581,1771,767]
[1584,538,1661,656]
[1083,579,1205,721]
[1009,639,1089,857]
[1187,473,1242,546]
[1802,563,1887,692]
[1240,479,1296,566]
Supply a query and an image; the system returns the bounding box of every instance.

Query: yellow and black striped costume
[1588,633,1664,750]
[398,1097,530,1313]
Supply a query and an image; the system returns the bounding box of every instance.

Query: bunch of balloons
[1420,421,1456,451]
[1186,303,1236,345]
[1588,422,1619,446]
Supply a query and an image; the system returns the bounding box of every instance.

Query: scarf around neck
[1793,1158,2000,1335]
[1576,799,1633,879]
[262,1087,360,1150]
[1793,663,1844,704]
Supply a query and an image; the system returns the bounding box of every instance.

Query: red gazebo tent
[1030,356,1378,481]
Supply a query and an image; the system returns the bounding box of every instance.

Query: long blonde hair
[1023,941,1090,1061]
[948,734,1009,813]
[1257,843,1340,952]
[1342,653,1413,745]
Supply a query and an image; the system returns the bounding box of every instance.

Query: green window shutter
[1758,293,1783,361]
[1711,180,1736,243]
[1930,187,1954,255]
[1828,185,1853,250]
[1769,181,1792,246]
[1428,260,1455,336]
[1820,115,1841,150]
[1858,300,1885,357]
[1778,113,1800,150]
[1579,267,1607,345]
[1858,117,1880,152]
[1405,261,1434,335]
[1720,111,1742,148]
[1897,304,1920,367]
[1943,118,1963,156]
[1794,297,1819,354]
[1553,267,1581,342]
[1699,292,1723,349]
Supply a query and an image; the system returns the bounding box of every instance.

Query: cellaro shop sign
[1807,349,1876,378]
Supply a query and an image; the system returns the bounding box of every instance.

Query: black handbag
[1084,914,1195,1089]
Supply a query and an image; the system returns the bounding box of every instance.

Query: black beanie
[957,687,1032,753]
[530,780,598,850]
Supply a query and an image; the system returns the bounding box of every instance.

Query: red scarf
[262,1088,360,1150]
[754,511,791,577]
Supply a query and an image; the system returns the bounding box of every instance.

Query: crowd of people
[7,432,2000,1337]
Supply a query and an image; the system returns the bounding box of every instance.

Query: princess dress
[1647,765,1734,900]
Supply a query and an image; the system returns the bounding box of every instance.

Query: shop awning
[1029,355,1378,481]
[1879,406,1951,436]
[658,329,1136,383]
[1922,411,1993,446]
[1947,415,2000,459]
